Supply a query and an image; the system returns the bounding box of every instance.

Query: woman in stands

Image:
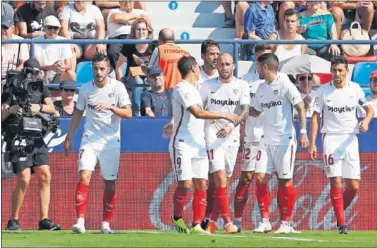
[106,0,149,70]
[115,18,155,116]
[298,1,341,61]
[59,1,106,71]
[269,8,306,62]
[54,79,77,117]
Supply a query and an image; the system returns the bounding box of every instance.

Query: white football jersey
[196,66,218,90]
[170,80,206,148]
[253,73,302,145]
[313,81,369,134]
[200,77,250,146]
[76,78,131,143]
[242,75,265,144]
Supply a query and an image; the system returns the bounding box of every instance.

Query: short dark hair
[284,8,299,19]
[331,55,348,69]
[201,39,220,54]
[92,53,110,65]
[254,43,273,54]
[178,56,197,78]
[257,53,279,71]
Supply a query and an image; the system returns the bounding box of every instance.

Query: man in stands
[197,39,220,90]
[200,53,250,234]
[34,15,76,83]
[309,56,374,234]
[147,28,189,89]
[169,56,239,235]
[141,67,172,117]
[1,7,29,84]
[63,54,132,234]
[249,53,308,234]
[232,44,271,232]
[14,1,57,39]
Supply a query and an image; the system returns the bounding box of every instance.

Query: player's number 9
[176,157,181,169]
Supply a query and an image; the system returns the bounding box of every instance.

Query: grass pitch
[2,230,377,247]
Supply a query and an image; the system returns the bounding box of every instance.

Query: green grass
[2,230,377,247]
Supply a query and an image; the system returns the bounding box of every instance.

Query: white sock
[77,217,85,225]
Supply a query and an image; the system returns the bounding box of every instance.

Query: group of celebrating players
[162,41,374,235]
[59,39,373,235]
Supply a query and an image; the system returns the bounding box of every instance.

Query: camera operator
[1,58,61,231]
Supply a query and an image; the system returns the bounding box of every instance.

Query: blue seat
[76,61,94,86]
[76,61,128,87]
[351,62,377,86]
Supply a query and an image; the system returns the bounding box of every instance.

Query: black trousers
[107,34,130,70]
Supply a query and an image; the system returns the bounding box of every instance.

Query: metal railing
[3,38,377,78]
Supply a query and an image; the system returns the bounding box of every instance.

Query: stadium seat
[344,54,377,64]
[351,62,377,86]
[76,61,94,86]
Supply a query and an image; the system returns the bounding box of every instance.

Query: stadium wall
[1,118,376,230]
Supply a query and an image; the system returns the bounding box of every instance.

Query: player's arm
[187,105,240,124]
[249,106,261,117]
[236,104,249,126]
[236,82,250,125]
[309,111,320,160]
[359,102,374,132]
[110,105,132,119]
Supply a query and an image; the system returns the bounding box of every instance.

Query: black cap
[60,79,77,90]
[23,58,41,73]
[147,66,163,77]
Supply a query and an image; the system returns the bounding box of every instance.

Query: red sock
[103,190,116,222]
[205,178,216,219]
[216,187,231,224]
[234,183,249,219]
[343,188,357,210]
[278,185,296,222]
[330,187,345,226]
[193,189,207,224]
[173,187,188,218]
[256,184,270,219]
[210,197,219,221]
[75,183,89,218]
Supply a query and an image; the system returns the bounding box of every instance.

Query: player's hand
[216,125,232,138]
[162,122,173,139]
[95,103,112,111]
[63,137,72,157]
[29,103,41,116]
[309,144,317,160]
[222,113,240,125]
[359,120,369,132]
[299,133,309,149]
[7,105,23,116]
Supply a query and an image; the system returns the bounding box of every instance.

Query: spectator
[221,1,235,28]
[299,1,341,61]
[147,28,190,89]
[94,1,120,22]
[242,1,275,59]
[10,0,25,11]
[329,1,374,35]
[59,1,106,71]
[374,1,377,29]
[141,67,172,117]
[269,8,306,62]
[55,1,69,15]
[54,79,77,117]
[1,4,29,82]
[197,39,220,89]
[115,18,154,116]
[14,1,57,39]
[34,15,75,84]
[296,73,317,117]
[107,0,149,70]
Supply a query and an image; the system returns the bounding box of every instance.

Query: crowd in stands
[2,1,377,117]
